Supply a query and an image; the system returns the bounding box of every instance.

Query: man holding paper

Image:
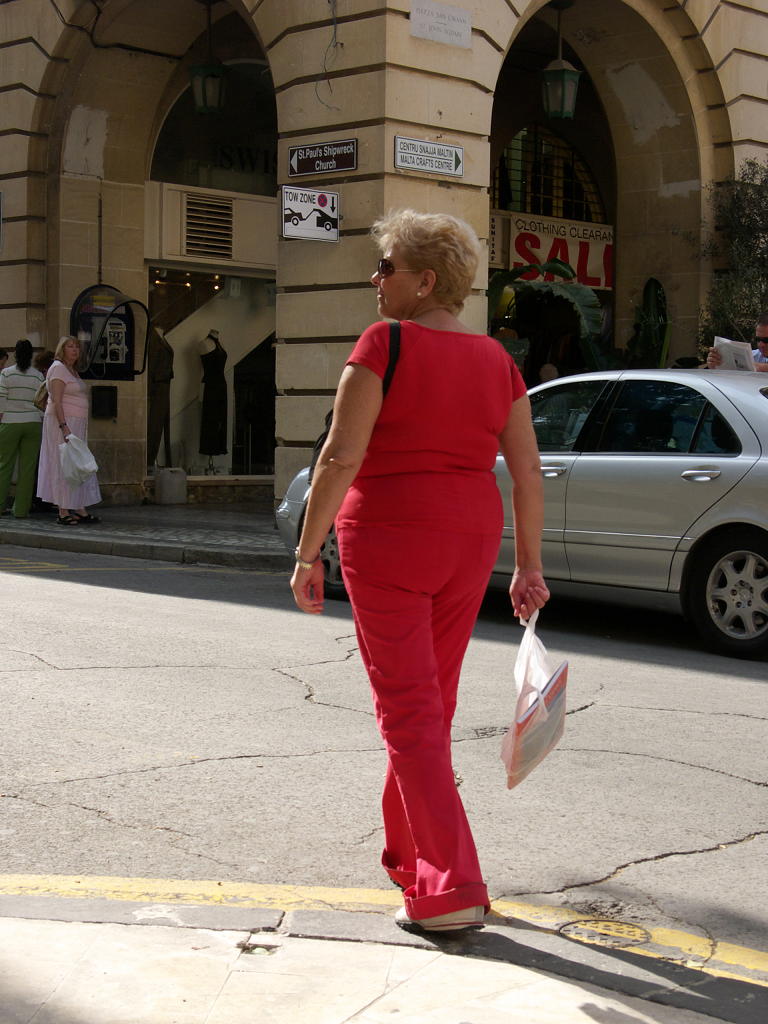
[704,313,768,370]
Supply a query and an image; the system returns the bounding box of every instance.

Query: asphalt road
[1,543,766,977]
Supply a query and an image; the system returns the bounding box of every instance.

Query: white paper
[713,336,756,371]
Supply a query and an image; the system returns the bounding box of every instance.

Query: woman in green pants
[0,339,45,518]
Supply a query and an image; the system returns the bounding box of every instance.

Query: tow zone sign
[281,186,340,242]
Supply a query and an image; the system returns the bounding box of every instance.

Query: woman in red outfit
[291,210,549,934]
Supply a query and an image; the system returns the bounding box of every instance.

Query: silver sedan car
[276,369,768,658]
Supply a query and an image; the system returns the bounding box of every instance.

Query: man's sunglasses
[377,258,418,278]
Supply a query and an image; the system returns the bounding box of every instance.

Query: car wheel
[684,529,768,657]
[319,525,347,598]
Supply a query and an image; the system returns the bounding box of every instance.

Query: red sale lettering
[603,243,614,289]
[577,241,601,287]
[544,238,570,279]
[513,233,542,279]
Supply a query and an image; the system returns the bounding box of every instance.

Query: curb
[0,525,293,572]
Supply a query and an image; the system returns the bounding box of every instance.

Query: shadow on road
[477,586,768,680]
[464,924,768,1024]
[0,542,765,680]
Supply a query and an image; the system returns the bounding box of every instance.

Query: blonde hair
[371,209,481,313]
[54,335,80,362]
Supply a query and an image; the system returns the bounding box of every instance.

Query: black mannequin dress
[199,339,228,456]
[147,327,174,466]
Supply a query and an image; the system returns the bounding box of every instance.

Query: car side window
[691,404,741,455]
[530,380,608,452]
[598,380,707,453]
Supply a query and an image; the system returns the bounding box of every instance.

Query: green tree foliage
[700,158,768,347]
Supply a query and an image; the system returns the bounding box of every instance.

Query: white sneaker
[395,905,485,933]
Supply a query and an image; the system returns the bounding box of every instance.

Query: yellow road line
[0,564,280,575]
[492,899,768,987]
[0,874,765,986]
[0,875,401,909]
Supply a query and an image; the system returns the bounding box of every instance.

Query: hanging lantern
[542,60,581,119]
[541,2,581,120]
[190,63,227,114]
[190,0,227,114]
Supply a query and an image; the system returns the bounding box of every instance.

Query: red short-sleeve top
[336,320,526,534]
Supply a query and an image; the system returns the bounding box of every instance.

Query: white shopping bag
[58,434,98,486]
[501,609,568,789]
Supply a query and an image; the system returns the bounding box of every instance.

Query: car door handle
[541,463,568,478]
[681,468,721,482]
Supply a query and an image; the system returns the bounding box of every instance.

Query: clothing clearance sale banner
[502,213,614,290]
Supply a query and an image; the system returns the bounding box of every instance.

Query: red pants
[337,523,500,919]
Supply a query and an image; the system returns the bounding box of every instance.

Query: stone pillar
[0,2,59,346]
[262,2,506,496]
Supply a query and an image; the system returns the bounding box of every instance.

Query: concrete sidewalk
[0,502,292,571]
[0,899,742,1024]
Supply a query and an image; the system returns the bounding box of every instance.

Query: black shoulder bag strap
[382,320,401,391]
[308,321,401,484]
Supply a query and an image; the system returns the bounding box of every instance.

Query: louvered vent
[184,193,233,259]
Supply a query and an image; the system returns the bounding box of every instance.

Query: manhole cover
[559,919,652,948]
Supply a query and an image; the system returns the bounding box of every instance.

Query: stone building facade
[1,0,766,503]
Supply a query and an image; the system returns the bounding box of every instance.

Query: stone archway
[33,0,276,497]
[492,0,731,361]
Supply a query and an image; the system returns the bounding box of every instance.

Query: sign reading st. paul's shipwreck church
[288,139,357,177]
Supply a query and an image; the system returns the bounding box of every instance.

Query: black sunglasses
[377,257,418,278]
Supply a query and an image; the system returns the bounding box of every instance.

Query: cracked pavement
[1,545,766,966]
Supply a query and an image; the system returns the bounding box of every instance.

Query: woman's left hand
[290,561,325,614]
[510,568,550,620]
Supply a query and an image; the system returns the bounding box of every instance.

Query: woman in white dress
[36,336,101,524]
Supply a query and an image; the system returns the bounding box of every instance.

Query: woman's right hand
[290,560,325,614]
[510,567,550,620]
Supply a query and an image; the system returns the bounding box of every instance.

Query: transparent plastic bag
[58,434,98,486]
[501,609,568,789]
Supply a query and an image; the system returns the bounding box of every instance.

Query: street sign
[410,1,472,49]
[394,136,464,177]
[288,139,357,177]
[281,186,340,242]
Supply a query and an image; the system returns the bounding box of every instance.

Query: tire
[684,529,768,658]
[320,524,346,598]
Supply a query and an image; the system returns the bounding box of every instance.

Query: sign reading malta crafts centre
[394,136,464,177]
[510,213,614,289]
[288,139,357,177]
